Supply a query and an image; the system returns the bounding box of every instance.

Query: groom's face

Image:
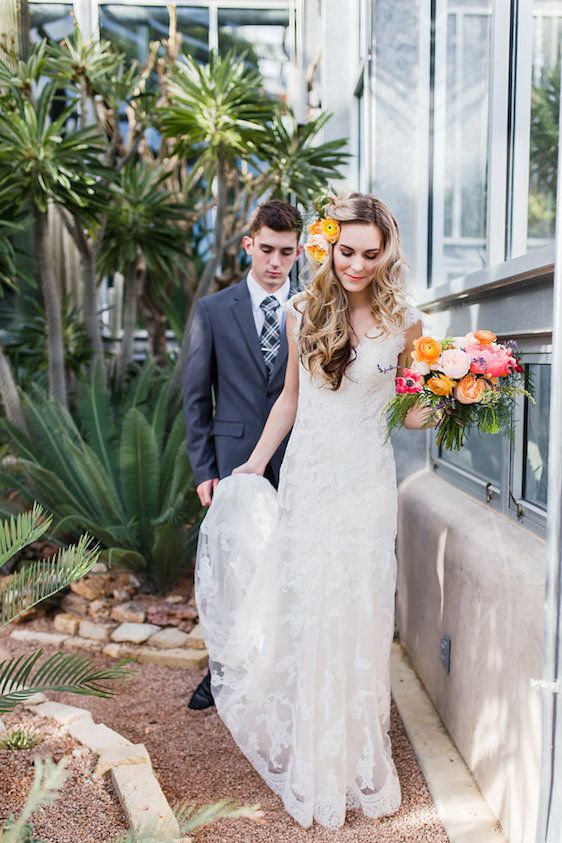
[243,226,302,292]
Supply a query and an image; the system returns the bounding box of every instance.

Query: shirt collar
[246,271,291,310]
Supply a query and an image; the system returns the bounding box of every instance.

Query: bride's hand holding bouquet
[385,330,533,450]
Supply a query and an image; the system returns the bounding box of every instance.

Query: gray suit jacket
[183,277,295,488]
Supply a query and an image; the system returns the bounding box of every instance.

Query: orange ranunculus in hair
[455,373,486,404]
[473,329,496,345]
[308,220,323,235]
[320,217,340,243]
[412,336,442,366]
[427,374,456,396]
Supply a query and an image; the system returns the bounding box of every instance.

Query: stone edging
[23,693,190,842]
[10,620,208,670]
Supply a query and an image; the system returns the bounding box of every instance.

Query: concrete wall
[396,470,545,843]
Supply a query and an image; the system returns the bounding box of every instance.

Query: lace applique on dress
[195,296,418,829]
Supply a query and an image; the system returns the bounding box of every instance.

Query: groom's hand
[196,478,219,507]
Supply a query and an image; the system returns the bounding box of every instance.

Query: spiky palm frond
[47,26,122,96]
[260,109,350,204]
[160,50,275,178]
[1,532,99,628]
[0,650,133,712]
[0,39,50,106]
[0,503,50,569]
[0,80,108,217]
[112,798,264,842]
[97,161,189,279]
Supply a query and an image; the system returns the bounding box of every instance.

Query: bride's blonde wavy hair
[299,192,409,390]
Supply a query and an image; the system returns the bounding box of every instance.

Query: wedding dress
[195,297,421,829]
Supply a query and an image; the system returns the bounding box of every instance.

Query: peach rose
[473,330,496,345]
[427,374,456,396]
[455,373,486,404]
[412,336,442,366]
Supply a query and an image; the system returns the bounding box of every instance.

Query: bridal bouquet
[384,330,532,450]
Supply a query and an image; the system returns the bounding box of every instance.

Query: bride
[195,192,431,829]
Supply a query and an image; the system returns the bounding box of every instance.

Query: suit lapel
[231,279,268,381]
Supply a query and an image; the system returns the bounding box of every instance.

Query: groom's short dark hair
[249,199,303,238]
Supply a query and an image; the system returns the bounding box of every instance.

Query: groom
[183,199,303,710]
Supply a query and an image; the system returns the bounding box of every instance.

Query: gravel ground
[0,707,128,842]
[1,630,448,842]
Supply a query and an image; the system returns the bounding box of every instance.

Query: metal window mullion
[209,0,218,52]
[536,57,562,843]
[452,11,462,241]
[486,0,511,266]
[415,0,431,293]
[510,0,534,258]
[73,0,98,39]
[432,0,448,286]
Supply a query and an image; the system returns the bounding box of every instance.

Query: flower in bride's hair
[308,220,323,235]
[320,217,340,244]
[305,232,330,263]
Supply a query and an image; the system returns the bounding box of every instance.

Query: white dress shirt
[246,272,291,336]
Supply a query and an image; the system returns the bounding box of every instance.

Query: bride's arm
[399,319,439,430]
[233,309,300,475]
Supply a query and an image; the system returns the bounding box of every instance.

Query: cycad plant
[0,363,203,593]
[0,504,132,712]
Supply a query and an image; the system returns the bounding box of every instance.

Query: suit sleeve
[183,299,218,486]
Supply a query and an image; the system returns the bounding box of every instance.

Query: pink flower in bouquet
[465,343,516,378]
[396,368,423,394]
[435,348,471,380]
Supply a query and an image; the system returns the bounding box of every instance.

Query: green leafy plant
[0,727,43,751]
[0,363,203,593]
[0,504,132,712]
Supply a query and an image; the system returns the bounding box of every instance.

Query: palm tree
[160,50,275,311]
[98,162,191,380]
[0,61,107,408]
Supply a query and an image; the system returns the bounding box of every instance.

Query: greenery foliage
[0,503,132,712]
[0,727,43,751]
[0,364,203,592]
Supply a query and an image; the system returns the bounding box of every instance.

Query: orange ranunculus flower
[455,373,486,404]
[320,217,340,243]
[427,374,456,396]
[412,336,442,365]
[305,243,328,263]
[473,329,496,345]
[308,220,323,235]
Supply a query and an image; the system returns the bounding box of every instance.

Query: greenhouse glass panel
[523,363,551,509]
[29,3,74,43]
[100,5,209,64]
[439,426,502,487]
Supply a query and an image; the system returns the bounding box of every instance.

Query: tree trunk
[0,345,27,433]
[81,246,106,385]
[170,150,227,393]
[117,251,143,384]
[0,0,29,61]
[141,290,168,366]
[34,204,68,408]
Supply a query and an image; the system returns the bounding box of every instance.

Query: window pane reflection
[527,2,561,250]
[523,364,550,508]
[218,8,290,99]
[100,5,209,64]
[440,426,502,487]
[30,3,74,43]
[441,2,492,282]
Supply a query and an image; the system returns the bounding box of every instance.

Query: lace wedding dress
[195,297,421,829]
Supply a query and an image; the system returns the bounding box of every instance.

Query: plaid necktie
[260,295,281,377]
